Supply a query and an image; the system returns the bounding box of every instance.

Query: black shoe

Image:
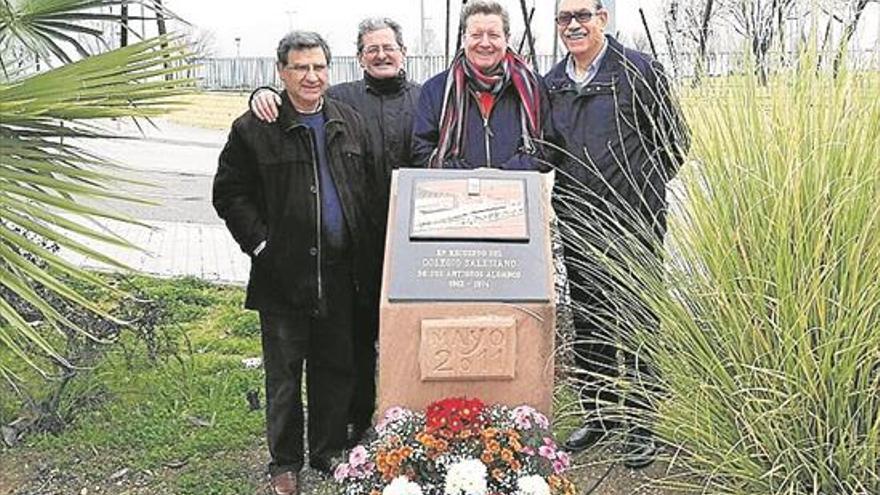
[562,422,607,453]
[622,427,658,469]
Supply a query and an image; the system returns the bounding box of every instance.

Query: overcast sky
[166,0,661,58]
[165,0,878,58]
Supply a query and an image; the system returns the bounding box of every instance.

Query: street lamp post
[234,37,242,91]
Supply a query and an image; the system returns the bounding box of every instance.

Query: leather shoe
[622,426,658,469]
[269,471,299,495]
[562,422,607,452]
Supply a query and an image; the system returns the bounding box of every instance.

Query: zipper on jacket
[308,129,324,304]
[483,116,493,167]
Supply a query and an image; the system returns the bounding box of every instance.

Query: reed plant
[558,53,880,493]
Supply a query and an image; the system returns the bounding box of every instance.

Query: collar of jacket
[546,35,626,91]
[277,91,345,135]
[364,70,407,95]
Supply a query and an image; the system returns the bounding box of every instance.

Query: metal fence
[195,50,878,90]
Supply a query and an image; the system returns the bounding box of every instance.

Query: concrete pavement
[57,118,250,285]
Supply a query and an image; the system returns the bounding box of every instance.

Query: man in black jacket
[547,0,689,468]
[249,17,420,446]
[213,31,381,495]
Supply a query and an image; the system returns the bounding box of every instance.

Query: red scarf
[429,50,542,168]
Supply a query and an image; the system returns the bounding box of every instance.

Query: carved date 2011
[419,316,517,381]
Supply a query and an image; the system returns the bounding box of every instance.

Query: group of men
[212,1,688,493]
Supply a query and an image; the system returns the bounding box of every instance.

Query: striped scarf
[429,49,542,168]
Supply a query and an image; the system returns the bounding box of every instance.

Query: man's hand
[250,89,282,123]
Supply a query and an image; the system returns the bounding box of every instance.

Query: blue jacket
[544,36,689,243]
[411,68,556,170]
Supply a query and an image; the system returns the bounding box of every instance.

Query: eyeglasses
[363,44,401,56]
[283,63,328,77]
[555,10,596,26]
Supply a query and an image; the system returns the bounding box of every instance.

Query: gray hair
[460,0,510,37]
[276,31,332,66]
[356,17,405,54]
[557,0,603,8]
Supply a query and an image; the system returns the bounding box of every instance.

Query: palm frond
[0,34,195,377]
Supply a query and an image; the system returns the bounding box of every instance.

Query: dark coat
[411,68,556,170]
[328,75,421,192]
[213,94,382,313]
[544,36,689,243]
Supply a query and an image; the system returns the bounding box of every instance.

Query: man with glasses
[213,31,382,494]
[545,0,689,469]
[411,0,554,170]
[249,19,420,448]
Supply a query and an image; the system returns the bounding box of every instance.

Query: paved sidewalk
[59,119,250,285]
[57,217,250,285]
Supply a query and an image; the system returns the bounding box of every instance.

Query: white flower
[383,476,424,495]
[516,475,550,495]
[444,458,487,495]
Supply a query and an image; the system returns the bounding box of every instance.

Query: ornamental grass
[556,49,880,493]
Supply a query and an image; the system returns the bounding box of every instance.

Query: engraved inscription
[415,248,523,291]
[420,317,517,381]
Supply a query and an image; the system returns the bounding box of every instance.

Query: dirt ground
[1,441,683,495]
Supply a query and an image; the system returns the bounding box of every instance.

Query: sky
[166,0,660,58]
[165,0,879,59]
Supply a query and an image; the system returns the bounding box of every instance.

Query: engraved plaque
[410,178,528,241]
[419,316,517,381]
[388,169,550,302]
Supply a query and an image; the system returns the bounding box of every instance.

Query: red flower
[425,397,485,438]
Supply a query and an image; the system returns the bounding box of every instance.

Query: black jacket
[327,73,421,189]
[545,36,689,244]
[213,94,382,313]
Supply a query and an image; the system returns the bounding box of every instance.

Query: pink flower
[556,451,571,468]
[552,459,567,474]
[514,415,532,429]
[533,412,550,429]
[349,445,368,467]
[522,446,536,456]
[538,444,556,459]
[333,462,351,481]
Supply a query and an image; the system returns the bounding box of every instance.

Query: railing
[194,50,879,90]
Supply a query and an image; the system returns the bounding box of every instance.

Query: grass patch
[163,92,250,130]
[1,275,266,495]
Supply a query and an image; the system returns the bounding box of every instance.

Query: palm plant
[1,0,193,378]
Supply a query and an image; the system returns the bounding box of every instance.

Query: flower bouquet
[334,397,576,495]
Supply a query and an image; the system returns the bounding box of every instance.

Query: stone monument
[378,168,556,417]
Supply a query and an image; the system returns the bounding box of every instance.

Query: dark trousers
[349,300,378,431]
[259,264,354,475]
[568,259,656,428]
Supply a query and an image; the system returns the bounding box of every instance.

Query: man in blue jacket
[411,0,555,170]
[546,0,689,468]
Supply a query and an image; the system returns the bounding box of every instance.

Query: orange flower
[487,439,501,453]
[480,450,494,464]
[435,439,449,452]
[491,468,504,480]
[500,448,514,463]
[510,458,522,471]
[482,427,498,439]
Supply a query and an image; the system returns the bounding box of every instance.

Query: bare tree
[833,0,877,74]
[723,0,799,84]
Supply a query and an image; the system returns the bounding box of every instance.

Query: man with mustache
[545,0,689,469]
[214,31,382,493]
[411,0,554,170]
[249,17,420,448]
